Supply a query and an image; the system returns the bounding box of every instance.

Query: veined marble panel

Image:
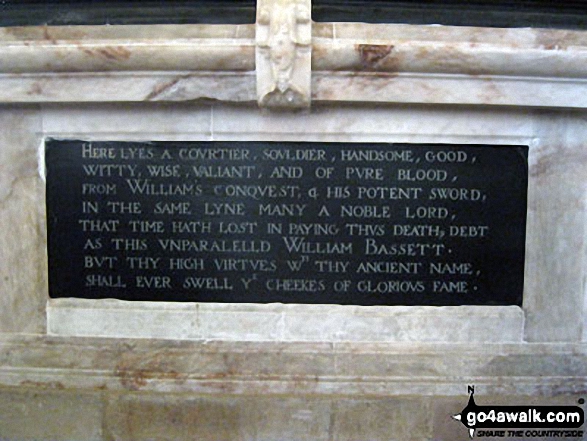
[0,107,46,334]
[31,103,586,343]
[0,24,255,73]
[0,335,585,396]
[0,11,585,440]
[1,23,587,108]
[312,24,587,78]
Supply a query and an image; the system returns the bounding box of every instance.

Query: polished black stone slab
[46,140,527,306]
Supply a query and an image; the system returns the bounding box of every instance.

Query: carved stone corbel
[256,0,311,109]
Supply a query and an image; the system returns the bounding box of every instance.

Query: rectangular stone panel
[0,387,103,441]
[45,140,527,306]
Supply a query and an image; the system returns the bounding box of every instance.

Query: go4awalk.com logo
[452,386,585,439]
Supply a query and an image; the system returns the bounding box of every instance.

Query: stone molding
[0,335,585,396]
[1,21,587,107]
[47,299,525,343]
[256,0,311,108]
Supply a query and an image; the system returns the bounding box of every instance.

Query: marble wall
[0,9,586,439]
[0,102,585,440]
[28,102,587,345]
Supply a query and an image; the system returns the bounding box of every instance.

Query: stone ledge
[1,336,585,396]
[2,23,585,77]
[47,299,524,343]
[313,24,587,78]
[1,23,586,107]
[0,24,256,73]
[0,72,257,103]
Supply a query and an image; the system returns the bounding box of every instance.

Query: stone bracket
[256,0,311,109]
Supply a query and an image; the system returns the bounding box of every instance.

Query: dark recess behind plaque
[46,140,527,306]
[312,0,587,29]
[1,0,586,29]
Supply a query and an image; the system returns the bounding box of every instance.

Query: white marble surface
[0,107,46,334]
[1,22,587,108]
[256,0,312,108]
[312,73,587,108]
[32,103,586,344]
[0,24,255,73]
[313,24,587,77]
[0,103,582,344]
[523,110,587,342]
[0,13,586,440]
[48,299,524,343]
[0,334,585,396]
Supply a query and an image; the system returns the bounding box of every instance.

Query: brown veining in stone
[1,26,37,41]
[420,46,487,76]
[2,25,87,42]
[116,369,149,390]
[312,72,399,102]
[544,44,561,51]
[97,47,131,61]
[357,44,394,70]
[42,26,59,46]
[26,83,43,96]
[20,380,65,390]
[477,78,503,104]
[144,76,185,101]
[310,43,328,65]
[530,148,587,179]
[535,30,587,51]
[114,351,188,391]
[81,45,132,62]
[0,336,586,396]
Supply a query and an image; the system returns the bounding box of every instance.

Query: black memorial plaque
[46,140,528,306]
